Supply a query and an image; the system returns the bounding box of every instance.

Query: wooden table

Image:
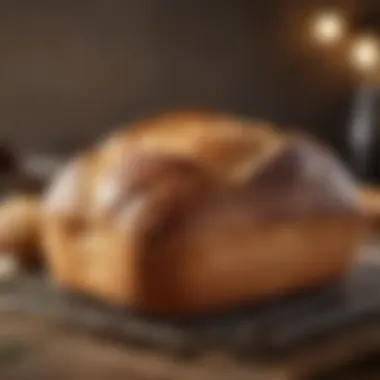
[2,241,380,380]
[2,314,380,380]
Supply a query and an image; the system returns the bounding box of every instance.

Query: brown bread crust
[0,195,41,268]
[42,112,365,315]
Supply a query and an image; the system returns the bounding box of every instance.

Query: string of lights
[309,9,380,180]
[311,10,380,77]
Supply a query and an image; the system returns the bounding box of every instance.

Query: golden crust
[0,195,41,267]
[41,111,365,315]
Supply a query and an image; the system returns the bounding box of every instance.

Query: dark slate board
[2,258,380,361]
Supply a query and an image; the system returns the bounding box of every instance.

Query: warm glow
[350,36,380,73]
[311,11,345,45]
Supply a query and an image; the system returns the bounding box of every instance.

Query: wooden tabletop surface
[1,240,380,380]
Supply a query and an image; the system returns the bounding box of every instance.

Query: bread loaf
[0,195,41,268]
[359,185,380,234]
[42,112,365,315]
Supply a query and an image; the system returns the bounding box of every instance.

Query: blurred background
[1,0,380,178]
[2,2,380,379]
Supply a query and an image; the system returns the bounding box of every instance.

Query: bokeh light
[311,11,346,45]
[350,36,380,73]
